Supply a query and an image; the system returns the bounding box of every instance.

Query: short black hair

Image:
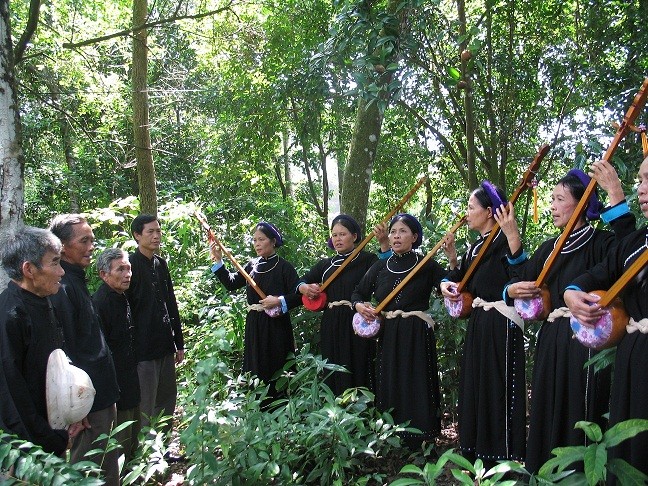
[131,214,159,236]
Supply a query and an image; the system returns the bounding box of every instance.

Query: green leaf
[447,66,461,80]
[608,458,648,485]
[574,421,603,442]
[603,419,648,447]
[583,443,606,485]
[390,479,424,486]
[445,451,475,472]
[399,464,424,475]
[538,446,586,474]
[451,469,474,485]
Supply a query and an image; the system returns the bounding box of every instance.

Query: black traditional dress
[0,282,68,455]
[570,227,648,479]
[298,250,377,395]
[351,250,447,445]
[214,254,300,392]
[446,230,527,463]
[510,214,635,473]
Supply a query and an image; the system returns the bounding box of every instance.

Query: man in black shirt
[0,226,84,455]
[93,248,141,464]
[49,214,120,485]
[126,214,184,444]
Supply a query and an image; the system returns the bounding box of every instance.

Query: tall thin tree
[132,0,158,214]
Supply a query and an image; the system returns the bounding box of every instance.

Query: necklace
[469,230,497,260]
[251,254,279,274]
[322,251,359,281]
[559,224,594,254]
[386,251,419,274]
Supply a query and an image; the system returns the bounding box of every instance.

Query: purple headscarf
[565,169,604,220]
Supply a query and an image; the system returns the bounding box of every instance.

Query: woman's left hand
[494,202,522,254]
[441,232,458,268]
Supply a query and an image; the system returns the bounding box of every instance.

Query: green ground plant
[181,347,409,485]
[534,419,648,485]
[391,449,524,485]
[0,433,102,485]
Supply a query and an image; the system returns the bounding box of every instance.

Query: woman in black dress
[351,213,449,449]
[505,164,634,473]
[440,181,527,466]
[210,222,300,395]
[565,156,648,480]
[297,215,389,395]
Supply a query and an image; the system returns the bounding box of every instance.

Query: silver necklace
[322,251,359,280]
[560,224,594,254]
[386,252,419,274]
[251,254,279,274]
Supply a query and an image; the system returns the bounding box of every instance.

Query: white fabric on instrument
[472,297,525,330]
[547,307,572,322]
[247,304,265,312]
[627,317,648,334]
[383,310,435,329]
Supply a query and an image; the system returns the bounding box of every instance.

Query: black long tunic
[50,261,119,412]
[570,227,648,478]
[298,250,377,395]
[0,282,68,455]
[351,251,447,444]
[510,216,635,473]
[93,283,141,411]
[214,254,300,389]
[445,230,526,462]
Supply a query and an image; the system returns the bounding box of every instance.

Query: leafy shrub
[535,419,648,485]
[391,449,523,485]
[181,347,408,485]
[0,432,103,485]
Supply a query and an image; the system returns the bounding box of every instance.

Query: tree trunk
[132,0,158,215]
[339,0,409,231]
[282,127,292,198]
[0,0,25,287]
[340,97,383,230]
[457,0,477,190]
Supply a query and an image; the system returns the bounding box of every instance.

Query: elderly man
[93,248,141,464]
[0,226,84,455]
[49,214,120,485]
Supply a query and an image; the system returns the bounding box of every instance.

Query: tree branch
[62,2,235,49]
[14,0,41,64]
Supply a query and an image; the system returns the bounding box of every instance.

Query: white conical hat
[46,349,96,429]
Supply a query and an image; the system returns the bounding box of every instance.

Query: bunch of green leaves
[534,419,648,485]
[181,347,407,485]
[392,448,524,485]
[0,433,103,485]
[122,417,172,486]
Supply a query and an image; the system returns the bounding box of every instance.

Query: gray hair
[1,226,62,281]
[96,248,129,274]
[48,214,87,244]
